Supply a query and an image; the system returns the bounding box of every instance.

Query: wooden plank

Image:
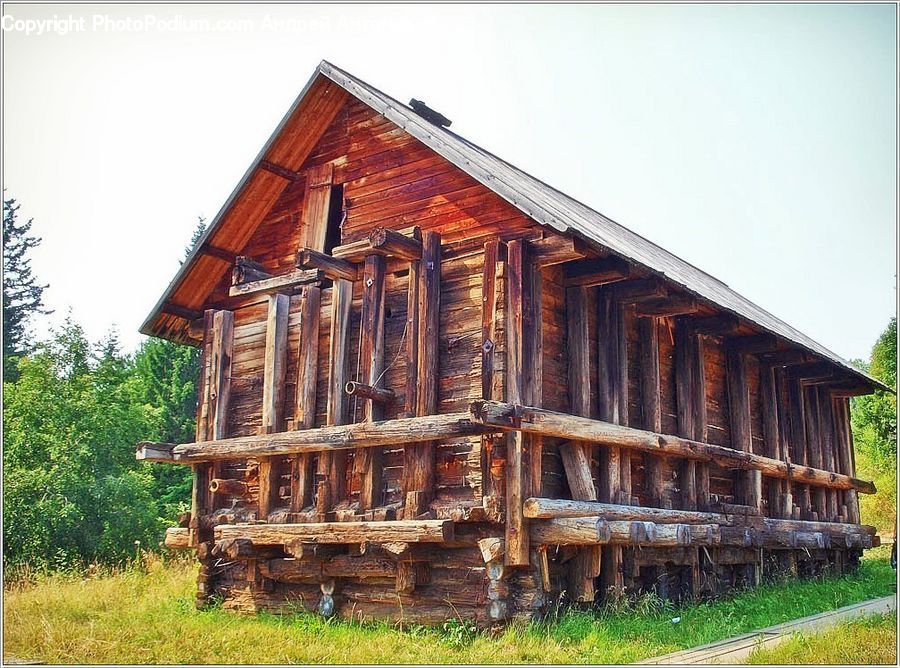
[259,293,290,520]
[562,256,630,287]
[403,231,441,517]
[831,394,860,524]
[725,343,761,512]
[215,520,454,544]
[481,240,500,400]
[296,247,357,282]
[404,260,420,416]
[674,319,697,511]
[525,259,543,497]
[504,238,529,566]
[524,498,725,523]
[804,385,828,521]
[320,278,353,511]
[228,268,322,299]
[356,254,386,512]
[640,317,666,507]
[290,285,320,514]
[300,162,335,252]
[529,233,590,266]
[787,373,813,517]
[759,363,786,518]
[636,295,699,318]
[468,401,876,494]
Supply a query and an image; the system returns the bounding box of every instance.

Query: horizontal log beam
[635,295,699,317]
[160,302,203,321]
[137,411,492,463]
[229,269,322,298]
[215,520,453,544]
[209,478,248,496]
[528,234,591,266]
[345,381,397,404]
[258,159,302,181]
[523,497,725,523]
[562,256,631,287]
[332,227,422,263]
[296,247,358,282]
[469,401,876,494]
[163,527,192,550]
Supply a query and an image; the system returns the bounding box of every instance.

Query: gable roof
[142,60,888,393]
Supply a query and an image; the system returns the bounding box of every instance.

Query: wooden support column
[504,238,529,566]
[759,364,786,518]
[291,285,321,514]
[692,332,710,511]
[640,317,666,508]
[726,343,761,513]
[787,374,812,518]
[597,286,626,598]
[259,293,290,519]
[774,367,794,518]
[356,255,387,512]
[480,240,500,501]
[563,285,600,601]
[318,279,352,515]
[403,231,440,519]
[816,388,840,522]
[832,396,860,524]
[525,259,543,497]
[804,386,828,521]
[192,309,233,543]
[674,319,697,510]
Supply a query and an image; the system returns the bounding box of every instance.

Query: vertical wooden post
[403,231,440,518]
[759,364,785,518]
[774,367,794,518]
[291,285,321,514]
[480,240,500,501]
[563,285,599,601]
[832,395,860,524]
[319,278,352,514]
[597,287,624,598]
[192,309,233,541]
[504,238,529,566]
[692,332,710,511]
[404,260,420,417]
[817,388,839,522]
[639,318,666,508]
[526,260,543,497]
[674,319,697,511]
[803,386,827,521]
[258,293,290,520]
[356,254,386,512]
[726,343,761,512]
[787,374,812,518]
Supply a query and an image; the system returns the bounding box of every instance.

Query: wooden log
[477,537,505,563]
[611,278,668,303]
[164,527,192,550]
[530,517,612,545]
[296,247,358,282]
[345,381,396,404]
[523,498,725,523]
[291,285,321,514]
[760,364,786,518]
[228,268,322,298]
[635,295,699,318]
[321,278,353,510]
[258,293,290,519]
[404,259,420,416]
[674,319,698,511]
[216,537,285,560]
[147,412,489,463]
[787,374,813,517]
[357,254,387,512]
[563,285,599,601]
[528,233,591,266]
[804,386,829,521]
[562,256,630,287]
[832,396,861,524]
[369,227,423,261]
[817,389,840,522]
[504,238,529,566]
[468,401,876,494]
[726,343,762,512]
[403,231,441,517]
[525,259,543,497]
[209,478,248,496]
[214,520,453,544]
[692,314,741,336]
[640,317,666,508]
[530,518,719,547]
[295,286,321,431]
[161,302,203,322]
[232,255,270,285]
[481,240,500,400]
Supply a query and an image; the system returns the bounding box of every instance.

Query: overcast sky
[3,3,896,361]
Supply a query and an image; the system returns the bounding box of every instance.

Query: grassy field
[746,612,897,665]
[3,547,896,664]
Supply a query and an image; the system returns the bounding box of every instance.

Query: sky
[3,3,897,361]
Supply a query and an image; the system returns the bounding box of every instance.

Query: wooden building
[138,61,885,625]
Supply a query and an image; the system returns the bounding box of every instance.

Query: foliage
[3,549,896,664]
[745,613,896,665]
[851,317,897,534]
[2,216,205,572]
[2,197,51,382]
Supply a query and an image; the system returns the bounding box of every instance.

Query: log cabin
[138,60,886,625]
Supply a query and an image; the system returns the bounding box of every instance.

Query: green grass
[3,547,896,664]
[745,613,897,665]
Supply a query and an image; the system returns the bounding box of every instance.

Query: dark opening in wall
[324,184,344,256]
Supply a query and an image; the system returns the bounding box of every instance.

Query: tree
[851,317,897,534]
[3,198,51,381]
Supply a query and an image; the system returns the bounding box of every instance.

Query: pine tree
[3,198,51,381]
